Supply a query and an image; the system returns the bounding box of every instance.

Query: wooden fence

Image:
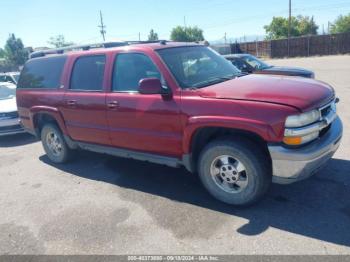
[228,32,350,58]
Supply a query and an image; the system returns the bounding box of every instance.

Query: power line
[200,1,350,31]
[98,10,106,41]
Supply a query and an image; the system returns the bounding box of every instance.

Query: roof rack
[29,40,169,59]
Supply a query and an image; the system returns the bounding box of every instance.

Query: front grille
[320,104,332,118]
[0,111,19,119]
[318,100,336,138]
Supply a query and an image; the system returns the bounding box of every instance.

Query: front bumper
[0,117,25,136]
[268,117,343,184]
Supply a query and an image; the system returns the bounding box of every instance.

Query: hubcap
[46,131,62,157]
[210,155,248,193]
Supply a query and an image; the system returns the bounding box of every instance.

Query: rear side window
[70,55,105,91]
[17,56,66,89]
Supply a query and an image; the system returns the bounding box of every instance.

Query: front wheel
[41,123,72,164]
[198,139,271,206]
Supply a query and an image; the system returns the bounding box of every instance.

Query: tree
[264,15,318,40]
[4,34,28,67]
[330,13,350,34]
[298,16,318,35]
[47,35,74,48]
[0,48,5,58]
[148,29,159,41]
[170,26,205,42]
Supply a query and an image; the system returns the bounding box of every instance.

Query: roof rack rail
[127,40,168,45]
[29,40,171,59]
[29,41,128,59]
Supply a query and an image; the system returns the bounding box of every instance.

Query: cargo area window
[112,53,162,92]
[17,56,66,89]
[70,55,106,91]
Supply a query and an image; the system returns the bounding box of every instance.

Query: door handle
[66,100,77,106]
[107,101,119,109]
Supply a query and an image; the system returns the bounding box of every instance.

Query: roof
[0,72,20,75]
[223,54,251,58]
[29,41,203,59]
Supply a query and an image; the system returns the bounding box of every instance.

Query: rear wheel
[41,123,72,164]
[198,138,271,206]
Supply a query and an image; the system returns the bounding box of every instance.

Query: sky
[1,0,350,48]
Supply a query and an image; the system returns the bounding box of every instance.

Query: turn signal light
[283,136,302,145]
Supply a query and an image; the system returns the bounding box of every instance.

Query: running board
[77,142,182,168]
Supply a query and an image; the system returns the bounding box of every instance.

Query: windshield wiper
[192,74,237,89]
[237,72,249,77]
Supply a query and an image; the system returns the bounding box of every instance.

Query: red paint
[17,43,334,158]
[197,74,334,112]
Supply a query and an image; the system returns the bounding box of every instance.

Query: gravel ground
[0,55,350,255]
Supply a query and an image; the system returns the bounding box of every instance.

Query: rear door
[60,54,110,145]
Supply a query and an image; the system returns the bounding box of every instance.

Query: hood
[198,74,334,112]
[264,66,314,77]
[0,97,17,113]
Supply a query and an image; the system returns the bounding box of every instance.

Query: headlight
[284,109,322,146]
[285,110,321,128]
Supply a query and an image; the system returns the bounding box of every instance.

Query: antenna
[98,10,106,41]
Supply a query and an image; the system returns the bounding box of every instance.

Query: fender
[30,106,68,136]
[182,115,278,154]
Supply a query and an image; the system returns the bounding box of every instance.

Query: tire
[198,138,271,206]
[41,123,72,164]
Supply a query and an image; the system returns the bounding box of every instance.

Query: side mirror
[139,78,163,94]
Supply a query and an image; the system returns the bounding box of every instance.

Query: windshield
[0,84,16,100]
[157,46,241,89]
[0,75,7,83]
[13,74,20,83]
[242,55,270,70]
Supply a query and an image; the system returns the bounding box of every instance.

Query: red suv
[16,41,343,205]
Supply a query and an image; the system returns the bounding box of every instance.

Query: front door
[106,52,183,157]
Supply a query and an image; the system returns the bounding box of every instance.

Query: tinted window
[17,56,66,89]
[229,58,249,71]
[113,53,161,92]
[242,55,270,70]
[70,55,105,91]
[0,75,9,82]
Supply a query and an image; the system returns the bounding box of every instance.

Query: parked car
[0,72,20,85]
[16,42,342,205]
[0,82,25,136]
[224,54,315,78]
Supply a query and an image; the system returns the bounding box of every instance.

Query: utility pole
[138,32,141,41]
[98,10,106,41]
[224,32,227,45]
[288,0,291,57]
[184,16,187,28]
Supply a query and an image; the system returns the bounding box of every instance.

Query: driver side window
[112,53,162,92]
